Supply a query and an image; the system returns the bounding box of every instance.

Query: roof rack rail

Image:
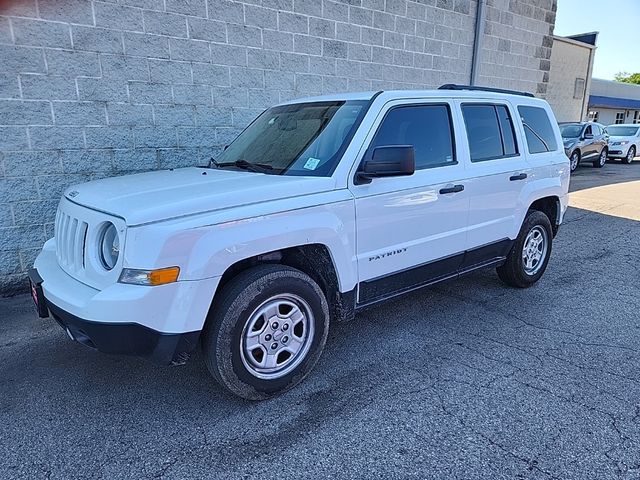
[438,83,535,98]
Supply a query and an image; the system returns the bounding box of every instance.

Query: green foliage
[614,72,640,85]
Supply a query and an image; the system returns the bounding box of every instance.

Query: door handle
[439,184,464,194]
[509,173,527,181]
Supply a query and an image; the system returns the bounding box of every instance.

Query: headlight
[99,222,119,270]
[620,141,629,145]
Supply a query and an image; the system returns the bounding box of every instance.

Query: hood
[64,168,336,226]
[608,135,635,143]
[563,138,579,147]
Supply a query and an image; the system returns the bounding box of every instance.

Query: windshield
[214,100,368,176]
[606,126,639,137]
[559,124,583,138]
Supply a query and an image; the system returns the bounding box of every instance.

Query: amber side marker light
[119,267,180,286]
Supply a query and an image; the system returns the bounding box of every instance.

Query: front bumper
[46,298,200,365]
[608,145,631,158]
[33,239,220,365]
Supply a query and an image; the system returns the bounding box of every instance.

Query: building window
[615,112,625,124]
[588,110,599,122]
[634,111,639,124]
[574,78,585,99]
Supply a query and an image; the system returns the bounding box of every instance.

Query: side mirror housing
[355,145,415,185]
[583,133,594,140]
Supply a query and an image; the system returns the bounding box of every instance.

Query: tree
[614,72,640,85]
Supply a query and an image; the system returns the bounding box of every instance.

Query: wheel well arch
[210,244,355,324]
[528,196,560,236]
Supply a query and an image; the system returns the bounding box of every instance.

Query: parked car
[559,122,608,172]
[29,85,569,400]
[605,124,640,164]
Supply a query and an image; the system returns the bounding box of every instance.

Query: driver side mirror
[355,145,415,185]
[583,133,594,140]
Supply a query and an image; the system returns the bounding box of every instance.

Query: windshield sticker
[303,157,321,170]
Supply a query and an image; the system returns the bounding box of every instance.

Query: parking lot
[1,160,640,479]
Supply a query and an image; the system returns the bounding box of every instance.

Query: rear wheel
[569,150,580,172]
[497,210,553,288]
[202,264,330,400]
[623,146,636,164]
[593,148,607,168]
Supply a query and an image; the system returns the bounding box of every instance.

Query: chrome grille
[55,209,88,272]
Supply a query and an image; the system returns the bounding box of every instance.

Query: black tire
[201,264,330,400]
[569,150,580,172]
[623,146,635,165]
[497,210,553,288]
[593,147,607,168]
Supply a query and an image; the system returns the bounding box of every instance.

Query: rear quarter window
[517,106,558,154]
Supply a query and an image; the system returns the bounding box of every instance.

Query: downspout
[470,0,486,86]
[581,45,596,121]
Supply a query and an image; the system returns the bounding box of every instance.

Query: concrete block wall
[479,0,555,95]
[546,36,593,122]
[0,0,555,295]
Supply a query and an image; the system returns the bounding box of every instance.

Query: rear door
[456,100,530,265]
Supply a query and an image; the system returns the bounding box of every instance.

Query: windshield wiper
[210,158,276,174]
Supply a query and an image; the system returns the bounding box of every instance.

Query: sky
[554,0,640,80]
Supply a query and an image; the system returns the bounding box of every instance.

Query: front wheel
[623,146,636,164]
[202,265,330,400]
[569,150,580,172]
[593,148,607,168]
[497,210,553,288]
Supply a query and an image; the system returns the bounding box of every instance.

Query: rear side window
[518,106,558,154]
[370,104,455,170]
[461,104,518,161]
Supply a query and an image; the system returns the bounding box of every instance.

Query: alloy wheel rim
[522,226,548,276]
[240,294,314,380]
[628,148,635,163]
[571,153,579,171]
[600,150,607,166]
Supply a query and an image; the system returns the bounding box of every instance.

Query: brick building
[0,0,557,294]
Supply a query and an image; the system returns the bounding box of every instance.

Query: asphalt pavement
[1,159,640,479]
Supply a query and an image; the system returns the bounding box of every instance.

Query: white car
[606,124,640,164]
[29,85,570,399]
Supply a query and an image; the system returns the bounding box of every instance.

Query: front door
[349,100,470,305]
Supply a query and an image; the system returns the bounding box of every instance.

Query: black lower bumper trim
[46,301,200,366]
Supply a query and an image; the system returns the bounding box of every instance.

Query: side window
[496,105,518,156]
[461,104,518,162]
[517,106,558,154]
[592,125,600,136]
[584,125,592,136]
[370,104,455,170]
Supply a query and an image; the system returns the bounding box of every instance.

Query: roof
[589,95,640,110]
[553,33,597,50]
[590,78,640,101]
[281,88,544,106]
[566,32,598,46]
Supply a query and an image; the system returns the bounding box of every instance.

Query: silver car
[559,122,609,172]
[606,124,640,164]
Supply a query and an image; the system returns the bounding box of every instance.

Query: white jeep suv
[30,85,569,399]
